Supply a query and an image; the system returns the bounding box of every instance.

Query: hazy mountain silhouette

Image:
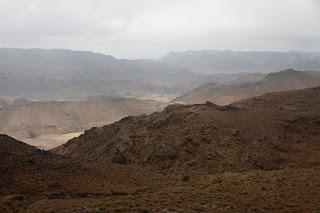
[0,48,298,102]
[0,48,202,101]
[162,50,320,73]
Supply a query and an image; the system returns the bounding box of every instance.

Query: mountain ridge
[173,69,320,105]
[162,50,320,73]
[53,87,320,173]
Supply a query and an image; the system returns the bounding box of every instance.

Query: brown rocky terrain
[0,134,170,212]
[173,69,320,105]
[1,87,320,212]
[22,167,320,212]
[54,86,320,173]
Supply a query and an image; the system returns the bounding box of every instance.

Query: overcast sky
[0,0,319,58]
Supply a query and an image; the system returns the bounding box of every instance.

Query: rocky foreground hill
[0,134,168,212]
[1,87,320,212]
[173,69,320,105]
[54,86,320,173]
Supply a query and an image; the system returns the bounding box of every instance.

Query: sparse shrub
[49,180,62,188]
[27,131,36,139]
[111,190,128,196]
[182,175,190,182]
[28,159,35,165]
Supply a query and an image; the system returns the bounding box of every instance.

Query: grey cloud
[0,0,319,58]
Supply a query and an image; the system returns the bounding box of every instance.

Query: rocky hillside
[0,134,86,195]
[0,134,149,208]
[2,87,320,212]
[173,69,320,105]
[0,97,163,140]
[54,87,320,173]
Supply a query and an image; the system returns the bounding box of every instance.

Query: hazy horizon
[2,47,320,60]
[1,0,319,59]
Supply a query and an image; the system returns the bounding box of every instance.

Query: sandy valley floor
[24,132,82,150]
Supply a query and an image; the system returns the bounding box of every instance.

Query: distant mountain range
[162,50,320,73]
[0,48,204,101]
[0,48,199,102]
[2,48,320,102]
[173,69,320,105]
